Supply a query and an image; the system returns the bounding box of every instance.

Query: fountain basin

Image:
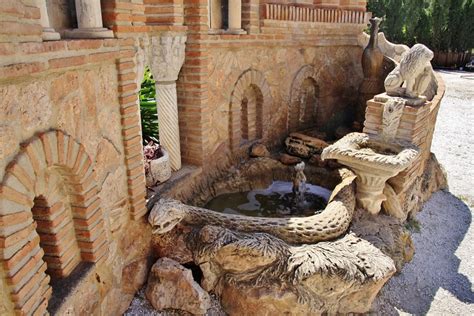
[321,132,419,214]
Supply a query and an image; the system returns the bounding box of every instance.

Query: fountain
[321,133,419,214]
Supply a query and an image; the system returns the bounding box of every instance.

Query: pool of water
[205,181,331,217]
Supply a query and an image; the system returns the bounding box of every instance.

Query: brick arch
[288,65,321,132]
[229,69,272,152]
[0,130,108,315]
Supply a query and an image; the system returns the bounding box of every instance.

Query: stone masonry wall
[0,37,155,314]
[178,24,366,167]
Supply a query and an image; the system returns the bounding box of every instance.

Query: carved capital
[150,35,187,83]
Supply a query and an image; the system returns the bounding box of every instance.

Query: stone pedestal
[363,93,432,215]
[37,0,60,40]
[64,0,114,39]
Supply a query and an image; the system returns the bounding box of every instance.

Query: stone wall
[0,36,156,314]
[178,14,367,167]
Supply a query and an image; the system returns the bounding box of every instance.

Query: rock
[122,259,150,295]
[280,153,301,165]
[308,154,327,167]
[145,258,211,315]
[285,132,328,158]
[250,143,270,157]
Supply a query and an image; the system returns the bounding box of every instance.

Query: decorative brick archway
[229,69,272,152]
[289,65,320,132]
[0,130,108,314]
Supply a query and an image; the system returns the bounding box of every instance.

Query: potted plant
[144,141,171,186]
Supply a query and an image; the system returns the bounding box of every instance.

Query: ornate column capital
[150,35,187,83]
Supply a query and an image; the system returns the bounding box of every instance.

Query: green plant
[368,0,474,52]
[140,67,159,144]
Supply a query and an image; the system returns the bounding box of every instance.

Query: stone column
[228,0,244,33]
[37,0,60,40]
[64,0,114,39]
[210,0,223,30]
[150,35,187,171]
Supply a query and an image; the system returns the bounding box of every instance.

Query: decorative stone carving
[384,44,435,100]
[381,97,405,142]
[361,18,385,92]
[187,225,395,315]
[148,35,187,171]
[149,170,357,244]
[145,149,172,186]
[150,35,187,83]
[145,258,211,314]
[321,133,419,214]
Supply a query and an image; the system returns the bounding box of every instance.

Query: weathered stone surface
[285,132,329,158]
[188,225,395,315]
[279,153,301,165]
[151,224,193,263]
[145,258,211,315]
[384,44,436,99]
[250,143,270,158]
[351,208,414,271]
[122,259,150,295]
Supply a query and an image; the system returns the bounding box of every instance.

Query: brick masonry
[0,0,374,314]
[363,73,446,213]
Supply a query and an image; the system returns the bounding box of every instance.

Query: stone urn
[146,148,172,186]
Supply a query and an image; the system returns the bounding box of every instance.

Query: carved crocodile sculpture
[148,171,356,244]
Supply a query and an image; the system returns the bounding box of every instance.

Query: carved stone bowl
[321,132,419,214]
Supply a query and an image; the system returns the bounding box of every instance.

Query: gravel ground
[374,70,474,315]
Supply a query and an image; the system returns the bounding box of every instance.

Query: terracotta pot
[146,149,171,186]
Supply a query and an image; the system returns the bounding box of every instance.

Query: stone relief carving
[150,35,187,82]
[384,44,436,100]
[381,97,405,142]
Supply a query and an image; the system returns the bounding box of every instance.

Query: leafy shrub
[140,67,159,144]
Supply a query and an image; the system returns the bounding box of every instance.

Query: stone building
[0,0,371,314]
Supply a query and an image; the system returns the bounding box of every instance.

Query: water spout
[292,162,307,207]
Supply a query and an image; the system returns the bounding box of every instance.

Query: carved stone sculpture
[384,44,435,99]
[187,225,396,315]
[149,170,356,244]
[361,17,385,92]
[321,133,419,214]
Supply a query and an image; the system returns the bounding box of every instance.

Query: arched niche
[229,69,272,153]
[0,130,108,314]
[288,65,321,132]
